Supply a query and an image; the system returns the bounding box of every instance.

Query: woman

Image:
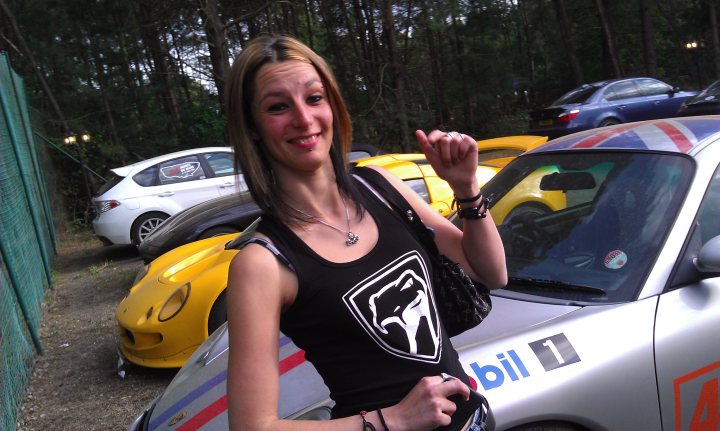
[225,34,507,431]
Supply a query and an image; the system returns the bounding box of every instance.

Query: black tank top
[257,180,471,421]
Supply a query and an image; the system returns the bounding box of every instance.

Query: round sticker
[604,249,627,269]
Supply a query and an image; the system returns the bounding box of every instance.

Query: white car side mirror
[694,235,720,272]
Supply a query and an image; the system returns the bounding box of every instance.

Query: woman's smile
[290,133,321,151]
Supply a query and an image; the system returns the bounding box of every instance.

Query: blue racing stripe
[149,369,227,430]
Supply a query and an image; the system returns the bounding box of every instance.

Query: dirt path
[17,230,176,431]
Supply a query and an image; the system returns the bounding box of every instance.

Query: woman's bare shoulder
[228,235,297,307]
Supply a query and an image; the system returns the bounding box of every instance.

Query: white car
[92,147,247,246]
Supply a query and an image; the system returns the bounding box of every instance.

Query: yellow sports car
[116,135,552,369]
[355,135,549,217]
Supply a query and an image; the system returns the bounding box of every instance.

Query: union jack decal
[541,117,720,154]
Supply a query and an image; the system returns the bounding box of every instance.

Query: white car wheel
[132,212,168,246]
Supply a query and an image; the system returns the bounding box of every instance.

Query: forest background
[1,0,720,224]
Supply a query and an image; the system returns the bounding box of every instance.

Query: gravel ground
[17,230,176,431]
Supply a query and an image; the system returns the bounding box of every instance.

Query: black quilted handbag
[355,167,492,337]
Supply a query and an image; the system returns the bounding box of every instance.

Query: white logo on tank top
[343,251,442,363]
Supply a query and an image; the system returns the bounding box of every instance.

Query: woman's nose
[293,104,313,128]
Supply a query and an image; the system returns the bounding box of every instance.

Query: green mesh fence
[0,52,56,431]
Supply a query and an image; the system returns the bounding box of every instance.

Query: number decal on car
[528,333,581,371]
[674,361,720,431]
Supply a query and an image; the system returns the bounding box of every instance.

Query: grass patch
[88,260,111,275]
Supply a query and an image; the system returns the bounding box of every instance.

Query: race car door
[654,167,720,431]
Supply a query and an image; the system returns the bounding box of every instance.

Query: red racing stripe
[176,395,228,431]
[174,351,306,430]
[279,350,306,375]
[654,121,694,153]
[571,123,638,148]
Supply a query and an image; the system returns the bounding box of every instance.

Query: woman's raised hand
[416,130,479,193]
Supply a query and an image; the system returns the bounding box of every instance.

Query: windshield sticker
[528,333,581,372]
[160,162,201,180]
[604,249,628,270]
[673,361,720,431]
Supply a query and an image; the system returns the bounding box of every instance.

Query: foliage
[1,0,718,221]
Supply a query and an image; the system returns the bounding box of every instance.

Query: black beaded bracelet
[450,190,482,213]
[458,197,490,219]
[454,190,483,203]
[376,408,389,431]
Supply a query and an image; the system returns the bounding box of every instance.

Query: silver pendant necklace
[293,199,359,246]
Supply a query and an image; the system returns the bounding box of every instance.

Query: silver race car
[129,116,720,431]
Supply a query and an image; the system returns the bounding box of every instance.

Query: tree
[595,0,623,78]
[638,0,657,76]
[200,0,230,113]
[381,0,411,151]
[553,0,584,85]
[1,0,716,222]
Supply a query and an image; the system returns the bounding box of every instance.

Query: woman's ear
[249,129,260,141]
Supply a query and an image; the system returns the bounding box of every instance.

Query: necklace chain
[293,199,359,246]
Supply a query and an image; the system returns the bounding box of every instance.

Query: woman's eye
[307,95,323,104]
[267,103,288,113]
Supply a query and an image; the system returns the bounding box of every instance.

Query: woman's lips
[291,134,320,150]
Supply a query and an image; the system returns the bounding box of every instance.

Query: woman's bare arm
[365,130,507,290]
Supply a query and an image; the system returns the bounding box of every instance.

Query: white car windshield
[483,151,694,303]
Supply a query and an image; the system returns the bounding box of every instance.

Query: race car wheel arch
[208,290,227,335]
[198,225,240,240]
[599,117,621,127]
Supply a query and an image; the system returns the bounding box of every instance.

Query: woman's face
[251,60,334,174]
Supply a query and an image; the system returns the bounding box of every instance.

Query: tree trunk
[304,0,315,49]
[87,39,121,147]
[317,0,348,89]
[350,0,379,97]
[553,0,584,85]
[420,6,448,128]
[449,13,473,130]
[710,0,720,79]
[200,0,230,114]
[381,0,411,152]
[135,0,182,139]
[595,0,623,77]
[638,0,657,76]
[516,0,537,105]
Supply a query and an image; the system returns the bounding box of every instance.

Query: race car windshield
[483,151,693,303]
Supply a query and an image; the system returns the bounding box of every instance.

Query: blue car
[528,77,698,138]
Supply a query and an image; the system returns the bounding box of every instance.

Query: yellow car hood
[119,235,239,320]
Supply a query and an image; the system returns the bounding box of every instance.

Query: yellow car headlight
[158,283,191,322]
